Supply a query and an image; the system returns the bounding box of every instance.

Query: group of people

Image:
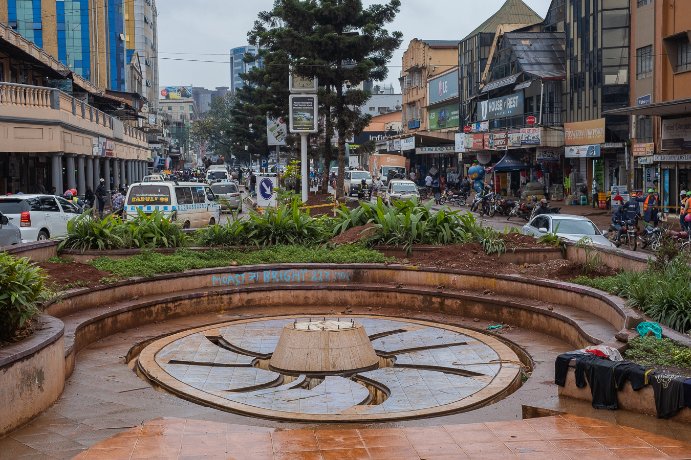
[55,178,124,218]
[611,188,691,242]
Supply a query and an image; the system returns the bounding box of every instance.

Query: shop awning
[493,152,529,172]
[603,98,691,117]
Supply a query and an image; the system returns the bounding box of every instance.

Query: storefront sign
[471,121,489,133]
[637,94,651,106]
[428,69,459,105]
[387,139,401,152]
[491,133,507,150]
[661,117,691,150]
[289,95,318,133]
[508,131,522,148]
[468,134,484,150]
[564,118,605,146]
[455,133,466,153]
[476,92,524,121]
[520,127,541,145]
[565,144,601,158]
[428,103,460,130]
[653,154,691,162]
[632,143,655,157]
[483,133,492,149]
[400,137,416,151]
[638,156,654,165]
[415,145,455,155]
[603,142,625,149]
[536,148,562,162]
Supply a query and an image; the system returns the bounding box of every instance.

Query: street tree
[250,0,402,198]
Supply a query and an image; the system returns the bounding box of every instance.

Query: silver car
[522,214,616,249]
[385,180,420,205]
[0,211,21,247]
[211,182,242,213]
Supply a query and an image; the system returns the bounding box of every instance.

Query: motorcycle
[478,192,496,217]
[507,201,533,221]
[493,196,516,217]
[639,225,663,251]
[668,228,691,252]
[439,189,468,206]
[609,218,638,251]
[357,183,371,201]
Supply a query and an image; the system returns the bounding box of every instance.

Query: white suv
[344,170,373,197]
[0,195,81,242]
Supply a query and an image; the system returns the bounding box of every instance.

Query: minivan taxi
[206,169,230,184]
[124,182,221,229]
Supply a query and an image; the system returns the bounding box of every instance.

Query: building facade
[0,0,142,95]
[159,87,198,167]
[230,45,260,93]
[126,0,159,108]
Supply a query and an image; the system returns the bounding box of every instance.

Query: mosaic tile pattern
[144,316,522,420]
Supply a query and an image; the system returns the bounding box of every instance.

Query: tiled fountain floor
[73,414,691,459]
[1,307,690,459]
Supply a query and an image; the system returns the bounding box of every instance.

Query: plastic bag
[636,321,662,340]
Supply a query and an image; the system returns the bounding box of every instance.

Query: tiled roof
[463,0,543,40]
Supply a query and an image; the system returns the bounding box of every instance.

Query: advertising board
[428,103,460,130]
[564,118,605,146]
[565,144,601,158]
[428,69,459,105]
[267,116,288,146]
[661,117,691,150]
[289,95,318,133]
[160,86,193,100]
[476,92,524,121]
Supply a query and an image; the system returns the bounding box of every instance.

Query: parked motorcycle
[493,196,516,217]
[439,189,468,206]
[609,218,638,251]
[668,228,691,252]
[478,192,496,217]
[507,201,533,221]
[639,225,663,251]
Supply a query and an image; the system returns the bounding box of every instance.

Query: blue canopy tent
[493,152,529,172]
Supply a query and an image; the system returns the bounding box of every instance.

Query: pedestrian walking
[684,191,691,232]
[95,178,107,218]
[679,190,687,230]
[591,179,599,208]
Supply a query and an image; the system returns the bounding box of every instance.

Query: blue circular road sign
[259,178,274,200]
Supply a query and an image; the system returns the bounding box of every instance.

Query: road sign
[526,115,536,125]
[463,125,472,133]
[289,95,318,133]
[256,175,277,208]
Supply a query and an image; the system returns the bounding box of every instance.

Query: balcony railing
[0,82,147,144]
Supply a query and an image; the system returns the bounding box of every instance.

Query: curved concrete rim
[136,315,525,423]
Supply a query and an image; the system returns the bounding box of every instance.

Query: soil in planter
[39,261,115,290]
[330,223,377,245]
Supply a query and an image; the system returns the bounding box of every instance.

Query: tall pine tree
[250,0,402,197]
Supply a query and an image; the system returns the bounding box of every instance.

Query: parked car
[0,195,81,242]
[344,170,373,197]
[206,169,230,184]
[142,174,165,182]
[0,211,21,246]
[521,214,616,248]
[211,181,242,213]
[384,180,420,206]
[124,182,221,229]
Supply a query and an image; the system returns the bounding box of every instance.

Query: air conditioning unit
[119,33,126,41]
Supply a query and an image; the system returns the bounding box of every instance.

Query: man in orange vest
[639,188,660,227]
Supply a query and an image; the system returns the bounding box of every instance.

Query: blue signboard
[428,69,460,105]
[637,94,651,106]
[259,178,274,201]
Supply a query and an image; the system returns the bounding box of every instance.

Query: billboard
[160,86,193,100]
[428,69,459,105]
[476,92,524,121]
[565,144,601,158]
[564,118,605,146]
[428,103,460,130]
[289,95,318,133]
[267,116,288,146]
[661,117,691,150]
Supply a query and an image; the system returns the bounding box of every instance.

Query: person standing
[684,191,691,231]
[409,170,416,184]
[591,178,599,208]
[95,178,107,218]
[637,188,660,227]
[679,190,687,230]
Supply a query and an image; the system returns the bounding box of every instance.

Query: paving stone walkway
[73,414,691,459]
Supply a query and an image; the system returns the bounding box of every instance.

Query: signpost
[256,175,278,208]
[288,75,318,203]
[526,115,536,125]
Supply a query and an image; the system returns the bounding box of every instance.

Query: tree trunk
[335,82,346,199]
[320,98,333,195]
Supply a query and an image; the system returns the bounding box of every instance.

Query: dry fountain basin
[135,315,526,422]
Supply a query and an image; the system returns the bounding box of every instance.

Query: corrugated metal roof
[422,40,460,48]
[504,32,566,79]
[463,0,543,40]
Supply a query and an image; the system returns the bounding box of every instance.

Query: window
[636,46,653,79]
[637,116,653,142]
[637,0,652,6]
[175,187,194,205]
[676,38,691,72]
[40,197,60,212]
[192,186,206,204]
[57,197,79,214]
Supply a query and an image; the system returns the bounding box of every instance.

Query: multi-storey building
[160,87,198,167]
[230,45,261,93]
[0,0,149,96]
[0,22,151,195]
[192,86,229,116]
[126,0,159,109]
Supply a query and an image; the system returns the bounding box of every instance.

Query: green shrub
[574,254,691,333]
[625,336,691,370]
[195,219,248,247]
[244,199,330,246]
[58,210,126,252]
[0,252,47,341]
[91,245,389,278]
[127,209,188,249]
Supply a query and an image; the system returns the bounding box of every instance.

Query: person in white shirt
[425,174,433,187]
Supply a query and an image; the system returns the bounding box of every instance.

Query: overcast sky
[157,0,553,90]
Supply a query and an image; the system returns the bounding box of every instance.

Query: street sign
[289,95,318,133]
[463,125,472,133]
[256,175,277,208]
[289,73,318,93]
[526,115,536,125]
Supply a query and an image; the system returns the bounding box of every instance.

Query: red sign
[471,134,484,150]
[463,125,472,133]
[526,115,537,125]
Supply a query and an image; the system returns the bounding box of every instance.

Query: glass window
[0,199,31,214]
[57,197,79,214]
[636,46,653,79]
[175,187,194,205]
[602,10,629,29]
[637,116,653,141]
[676,38,691,72]
[192,186,206,204]
[210,183,238,194]
[602,28,629,47]
[40,197,60,212]
[551,219,599,235]
[391,182,417,193]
